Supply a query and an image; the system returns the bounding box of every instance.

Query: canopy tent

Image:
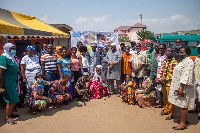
[0,8,70,38]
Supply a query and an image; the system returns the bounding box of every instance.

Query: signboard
[71,31,119,49]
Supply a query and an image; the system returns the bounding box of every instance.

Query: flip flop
[172,126,187,130]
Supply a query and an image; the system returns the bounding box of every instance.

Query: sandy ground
[0,95,199,133]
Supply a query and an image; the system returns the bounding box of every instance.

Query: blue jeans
[45,71,58,97]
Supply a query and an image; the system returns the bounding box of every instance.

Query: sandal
[165,116,174,120]
[172,126,187,130]
[5,118,17,125]
[160,110,168,115]
[154,105,163,108]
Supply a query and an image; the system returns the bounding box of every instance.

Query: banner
[71,31,119,49]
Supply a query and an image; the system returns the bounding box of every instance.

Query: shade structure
[0,8,70,38]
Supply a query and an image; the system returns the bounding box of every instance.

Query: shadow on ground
[0,101,84,127]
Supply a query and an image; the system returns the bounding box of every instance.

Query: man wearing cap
[87,43,101,73]
[106,43,122,94]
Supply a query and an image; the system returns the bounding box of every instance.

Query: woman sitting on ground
[48,74,71,108]
[74,72,90,104]
[135,69,155,108]
[89,65,110,99]
[24,72,53,115]
[119,74,137,105]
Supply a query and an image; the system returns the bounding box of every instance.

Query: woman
[21,46,41,88]
[57,47,74,100]
[78,45,90,77]
[168,46,195,130]
[48,74,71,108]
[119,74,137,105]
[0,43,20,124]
[24,72,52,115]
[55,45,62,59]
[135,69,155,108]
[71,47,80,84]
[89,65,110,99]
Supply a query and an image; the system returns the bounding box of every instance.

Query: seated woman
[135,69,156,108]
[89,65,110,99]
[24,72,53,115]
[119,74,137,105]
[48,74,71,108]
[74,72,90,103]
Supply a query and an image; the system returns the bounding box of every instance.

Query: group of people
[0,39,199,130]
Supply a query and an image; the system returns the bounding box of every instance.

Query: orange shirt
[122,53,132,74]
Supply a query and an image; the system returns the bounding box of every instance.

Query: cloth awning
[0,8,70,38]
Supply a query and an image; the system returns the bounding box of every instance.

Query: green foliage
[136,30,154,41]
[118,36,130,42]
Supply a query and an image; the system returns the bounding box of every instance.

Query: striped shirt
[40,53,57,72]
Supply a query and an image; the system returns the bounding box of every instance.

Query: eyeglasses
[176,42,182,43]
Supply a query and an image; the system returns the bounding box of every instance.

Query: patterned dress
[24,81,51,107]
[120,80,137,105]
[48,81,68,103]
[168,57,196,108]
[89,79,110,99]
[135,77,155,108]
[57,57,73,99]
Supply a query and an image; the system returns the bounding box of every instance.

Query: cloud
[75,17,89,24]
[40,14,58,24]
[73,15,110,31]
[72,14,200,34]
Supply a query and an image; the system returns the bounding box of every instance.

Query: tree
[118,36,130,42]
[136,30,154,41]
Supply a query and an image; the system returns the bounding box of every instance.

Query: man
[129,43,147,87]
[160,47,178,120]
[87,43,100,73]
[122,46,132,82]
[146,42,155,70]
[106,43,122,94]
[173,39,182,62]
[34,42,42,56]
[74,72,90,103]
[192,44,200,120]
[120,43,125,53]
[155,44,167,108]
[130,41,136,55]
[41,44,58,96]
[150,43,160,87]
[76,41,83,58]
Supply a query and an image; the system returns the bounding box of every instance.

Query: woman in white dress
[20,46,41,89]
[168,46,195,130]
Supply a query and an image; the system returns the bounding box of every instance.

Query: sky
[0,0,200,34]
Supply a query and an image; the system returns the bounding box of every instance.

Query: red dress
[89,79,110,99]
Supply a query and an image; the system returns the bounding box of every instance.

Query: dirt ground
[0,95,199,133]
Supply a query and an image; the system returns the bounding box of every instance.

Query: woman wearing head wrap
[55,45,62,59]
[0,43,20,124]
[20,45,41,89]
[89,65,110,99]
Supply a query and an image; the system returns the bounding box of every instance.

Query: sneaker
[117,94,120,97]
